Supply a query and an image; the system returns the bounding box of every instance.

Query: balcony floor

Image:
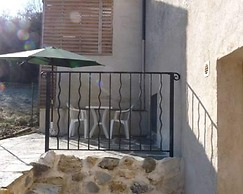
[49,135,168,159]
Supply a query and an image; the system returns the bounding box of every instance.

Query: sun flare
[0,0,28,16]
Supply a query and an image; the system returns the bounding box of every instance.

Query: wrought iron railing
[43,71,180,157]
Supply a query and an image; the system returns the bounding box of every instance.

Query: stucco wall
[70,0,143,72]
[217,48,243,194]
[146,0,243,194]
[185,1,243,194]
[145,0,186,161]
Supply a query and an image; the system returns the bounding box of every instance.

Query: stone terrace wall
[24,151,184,194]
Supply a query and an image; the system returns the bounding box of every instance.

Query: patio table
[86,106,112,139]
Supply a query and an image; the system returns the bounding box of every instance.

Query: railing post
[45,72,51,152]
[169,73,180,157]
[169,74,175,157]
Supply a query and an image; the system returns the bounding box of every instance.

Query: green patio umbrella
[0,46,103,135]
[0,46,102,67]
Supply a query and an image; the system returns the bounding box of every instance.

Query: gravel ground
[0,83,39,139]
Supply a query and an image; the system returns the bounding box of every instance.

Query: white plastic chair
[67,103,88,138]
[110,105,134,139]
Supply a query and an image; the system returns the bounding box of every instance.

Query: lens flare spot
[96,80,103,88]
[0,83,6,91]
[24,40,36,50]
[17,30,29,40]
[70,11,81,23]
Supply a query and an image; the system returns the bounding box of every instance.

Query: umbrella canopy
[0,47,102,125]
[0,46,102,68]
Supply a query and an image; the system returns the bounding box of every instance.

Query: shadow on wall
[185,83,217,194]
[146,1,217,193]
[146,1,187,155]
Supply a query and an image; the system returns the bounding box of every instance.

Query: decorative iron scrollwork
[173,73,180,81]
[40,71,47,78]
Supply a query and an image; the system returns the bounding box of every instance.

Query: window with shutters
[42,0,113,55]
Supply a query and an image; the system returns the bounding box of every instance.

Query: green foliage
[0,0,42,83]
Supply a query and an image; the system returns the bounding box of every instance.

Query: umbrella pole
[50,63,55,136]
[51,64,54,122]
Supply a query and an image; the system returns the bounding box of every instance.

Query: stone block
[62,182,80,194]
[95,171,112,185]
[148,157,182,185]
[86,181,100,193]
[85,156,99,168]
[35,177,64,185]
[109,181,127,193]
[30,163,50,177]
[117,169,136,179]
[0,188,12,194]
[7,170,34,194]
[119,156,136,169]
[130,181,153,194]
[72,172,84,182]
[38,151,56,168]
[57,155,82,174]
[142,157,156,173]
[98,157,119,170]
[27,183,62,194]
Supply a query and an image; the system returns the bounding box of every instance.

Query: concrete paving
[0,133,145,188]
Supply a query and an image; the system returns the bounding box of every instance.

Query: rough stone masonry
[3,151,184,194]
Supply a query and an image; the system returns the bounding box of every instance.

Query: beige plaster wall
[145,0,186,163]
[217,48,243,194]
[185,1,243,193]
[145,0,243,194]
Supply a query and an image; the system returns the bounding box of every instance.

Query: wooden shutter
[42,0,113,55]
